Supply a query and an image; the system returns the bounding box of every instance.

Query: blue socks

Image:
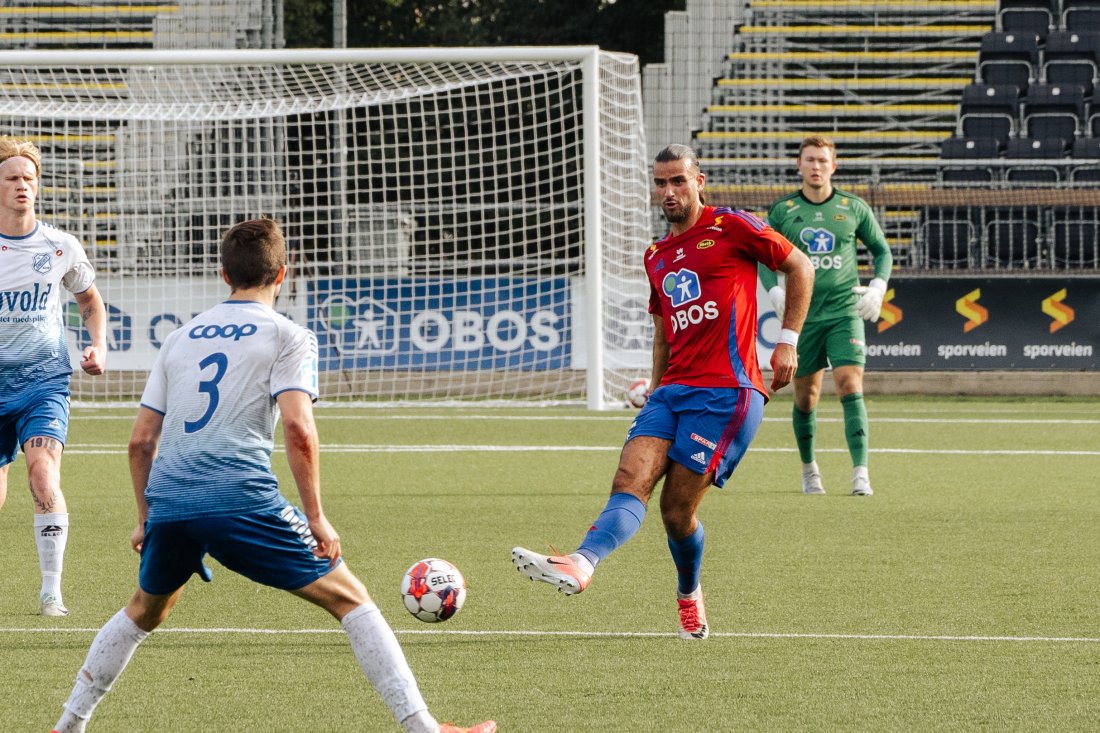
[576,493,646,567]
[667,522,705,595]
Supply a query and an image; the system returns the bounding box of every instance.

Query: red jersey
[646,206,794,395]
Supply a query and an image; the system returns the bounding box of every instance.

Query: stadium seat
[1062,1,1100,32]
[1005,165,1061,184]
[960,83,1021,117]
[920,208,976,267]
[1024,112,1079,141]
[958,83,1020,143]
[1005,136,1070,158]
[1072,137,1100,158]
[939,136,1000,183]
[979,31,1041,64]
[1071,164,1100,182]
[976,31,1037,91]
[984,210,1045,268]
[1021,83,1086,141]
[979,59,1035,90]
[1042,31,1100,95]
[1069,136,1100,182]
[941,136,1002,158]
[998,1,1055,41]
[1001,139,1068,189]
[1048,208,1099,267]
[960,113,1017,142]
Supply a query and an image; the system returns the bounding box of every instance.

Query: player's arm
[759,207,786,316]
[73,283,107,375]
[128,406,163,552]
[770,247,814,391]
[650,314,670,390]
[852,208,894,321]
[278,389,341,566]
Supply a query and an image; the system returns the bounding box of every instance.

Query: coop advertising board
[308,277,571,369]
[862,277,1100,370]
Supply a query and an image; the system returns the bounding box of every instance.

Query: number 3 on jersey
[184,352,228,433]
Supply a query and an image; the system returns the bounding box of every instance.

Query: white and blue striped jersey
[140,299,320,522]
[0,222,95,394]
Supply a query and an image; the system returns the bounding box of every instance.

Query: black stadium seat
[1004,137,1067,187]
[939,136,1000,183]
[978,31,1039,90]
[920,208,976,267]
[1072,137,1100,158]
[1062,0,1100,32]
[985,209,1045,268]
[1021,83,1086,141]
[1005,136,1069,158]
[941,136,1002,158]
[998,0,1055,41]
[1049,208,1100,267]
[980,59,1035,89]
[979,31,1040,64]
[1042,31,1100,96]
[960,83,1022,115]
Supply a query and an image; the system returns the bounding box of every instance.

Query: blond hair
[0,137,41,176]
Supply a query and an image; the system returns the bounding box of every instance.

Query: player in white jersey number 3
[0,137,108,618]
[50,219,494,733]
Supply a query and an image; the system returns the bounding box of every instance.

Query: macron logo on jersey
[800,227,836,254]
[662,269,701,307]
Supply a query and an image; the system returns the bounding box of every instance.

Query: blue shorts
[0,374,71,467]
[138,504,340,596]
[625,384,765,488]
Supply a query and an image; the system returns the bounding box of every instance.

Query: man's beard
[663,203,689,223]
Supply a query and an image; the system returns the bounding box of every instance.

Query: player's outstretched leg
[511,547,593,595]
[52,609,150,733]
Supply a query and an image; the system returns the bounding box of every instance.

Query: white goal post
[0,47,653,410]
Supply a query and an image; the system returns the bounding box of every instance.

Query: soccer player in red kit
[513,144,813,638]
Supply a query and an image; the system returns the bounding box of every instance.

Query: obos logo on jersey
[662,269,702,307]
[800,227,836,254]
[662,269,718,334]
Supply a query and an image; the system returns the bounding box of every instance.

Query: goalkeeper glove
[767,285,786,319]
[852,278,888,322]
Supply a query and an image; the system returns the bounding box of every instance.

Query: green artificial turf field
[2,396,1098,732]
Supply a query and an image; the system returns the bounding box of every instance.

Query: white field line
[64,444,1100,456]
[1,627,1097,643]
[71,413,1100,424]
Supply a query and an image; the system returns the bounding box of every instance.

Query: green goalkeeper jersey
[761,188,893,324]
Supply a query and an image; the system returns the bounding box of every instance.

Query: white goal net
[1,48,652,409]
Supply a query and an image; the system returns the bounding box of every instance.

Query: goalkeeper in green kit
[759,135,892,496]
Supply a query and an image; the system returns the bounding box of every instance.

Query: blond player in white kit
[0,136,107,617]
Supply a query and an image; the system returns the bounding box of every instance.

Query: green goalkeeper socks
[841,392,869,468]
[792,406,816,464]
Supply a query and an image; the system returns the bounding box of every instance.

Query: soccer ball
[401,558,467,623]
[625,378,650,408]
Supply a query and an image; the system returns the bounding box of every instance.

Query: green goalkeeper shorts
[795,315,866,377]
